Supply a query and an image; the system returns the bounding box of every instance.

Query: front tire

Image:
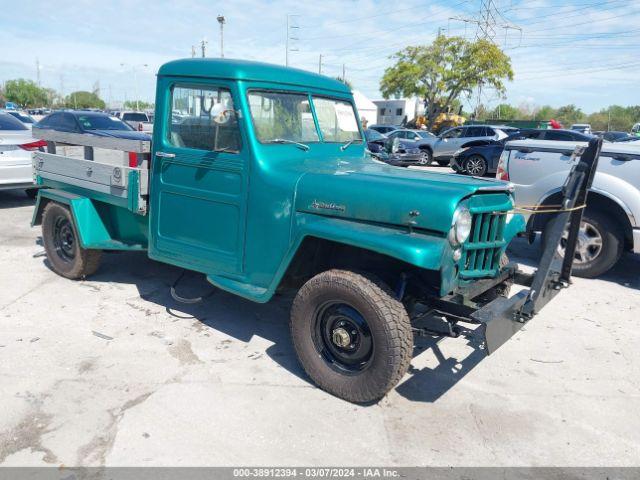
[42,202,102,279]
[419,148,433,165]
[542,209,623,278]
[290,270,412,403]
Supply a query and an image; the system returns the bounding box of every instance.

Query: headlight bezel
[448,205,473,246]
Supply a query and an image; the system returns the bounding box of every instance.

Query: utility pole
[285,14,300,66]
[448,0,522,119]
[120,63,148,111]
[200,38,208,58]
[217,15,226,58]
[191,45,196,58]
[318,54,323,74]
[59,74,64,105]
[342,64,345,82]
[36,58,41,86]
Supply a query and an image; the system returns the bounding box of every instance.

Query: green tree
[380,35,513,130]
[4,79,49,108]
[555,104,585,127]
[65,91,105,109]
[533,105,557,121]
[491,103,519,120]
[123,100,154,110]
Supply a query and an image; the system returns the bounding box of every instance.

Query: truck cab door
[148,80,248,275]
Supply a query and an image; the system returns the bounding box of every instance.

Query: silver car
[0,112,43,197]
[503,138,640,278]
[416,125,514,166]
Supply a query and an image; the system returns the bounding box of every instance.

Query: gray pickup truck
[500,139,640,277]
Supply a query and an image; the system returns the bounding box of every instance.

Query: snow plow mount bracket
[471,137,602,354]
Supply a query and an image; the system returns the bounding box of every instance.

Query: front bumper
[384,152,423,166]
[450,155,464,172]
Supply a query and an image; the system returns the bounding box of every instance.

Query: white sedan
[0,112,45,197]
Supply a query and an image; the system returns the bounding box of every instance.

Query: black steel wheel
[42,202,102,279]
[313,301,374,373]
[290,269,412,403]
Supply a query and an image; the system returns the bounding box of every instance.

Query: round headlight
[449,206,472,245]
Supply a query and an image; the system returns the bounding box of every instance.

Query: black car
[451,128,594,177]
[364,130,424,167]
[514,128,593,142]
[602,131,636,142]
[363,128,388,155]
[34,111,151,141]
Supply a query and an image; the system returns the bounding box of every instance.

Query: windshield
[248,91,319,143]
[0,113,29,130]
[122,112,148,122]
[77,115,133,131]
[311,97,362,143]
[364,129,386,141]
[8,111,35,123]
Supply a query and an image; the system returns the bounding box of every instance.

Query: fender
[32,189,147,251]
[207,212,450,304]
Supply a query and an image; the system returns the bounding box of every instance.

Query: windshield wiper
[340,139,361,151]
[269,138,310,151]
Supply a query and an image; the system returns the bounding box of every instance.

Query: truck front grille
[460,211,507,279]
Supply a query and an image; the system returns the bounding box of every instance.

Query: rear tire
[290,269,412,403]
[42,202,102,279]
[464,155,488,176]
[542,209,623,278]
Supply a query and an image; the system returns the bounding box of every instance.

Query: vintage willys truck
[30,59,599,403]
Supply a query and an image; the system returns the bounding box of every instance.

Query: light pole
[217,15,225,58]
[120,63,148,111]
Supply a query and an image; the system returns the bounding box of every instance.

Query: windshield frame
[246,88,321,146]
[245,88,362,147]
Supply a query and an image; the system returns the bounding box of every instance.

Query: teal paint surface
[37,58,523,303]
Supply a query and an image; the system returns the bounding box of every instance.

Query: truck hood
[295,162,513,233]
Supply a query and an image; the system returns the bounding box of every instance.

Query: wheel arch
[530,188,634,250]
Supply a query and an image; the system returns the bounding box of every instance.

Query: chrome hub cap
[331,327,352,348]
[558,220,603,264]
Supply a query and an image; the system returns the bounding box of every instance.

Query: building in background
[373,97,425,126]
[352,90,377,127]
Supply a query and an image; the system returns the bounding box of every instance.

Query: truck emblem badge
[310,200,346,213]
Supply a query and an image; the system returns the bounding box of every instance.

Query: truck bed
[32,128,150,215]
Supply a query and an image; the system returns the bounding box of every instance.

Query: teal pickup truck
[30,59,598,403]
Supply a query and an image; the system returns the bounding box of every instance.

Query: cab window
[168,85,241,153]
[311,97,362,142]
[248,91,319,143]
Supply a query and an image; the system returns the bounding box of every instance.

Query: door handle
[155,151,175,158]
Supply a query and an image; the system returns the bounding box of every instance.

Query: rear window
[0,113,28,130]
[122,112,149,122]
[77,115,133,131]
[8,111,34,123]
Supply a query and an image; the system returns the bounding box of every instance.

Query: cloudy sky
[1,0,638,112]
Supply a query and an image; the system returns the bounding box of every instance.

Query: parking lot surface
[1,184,639,466]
